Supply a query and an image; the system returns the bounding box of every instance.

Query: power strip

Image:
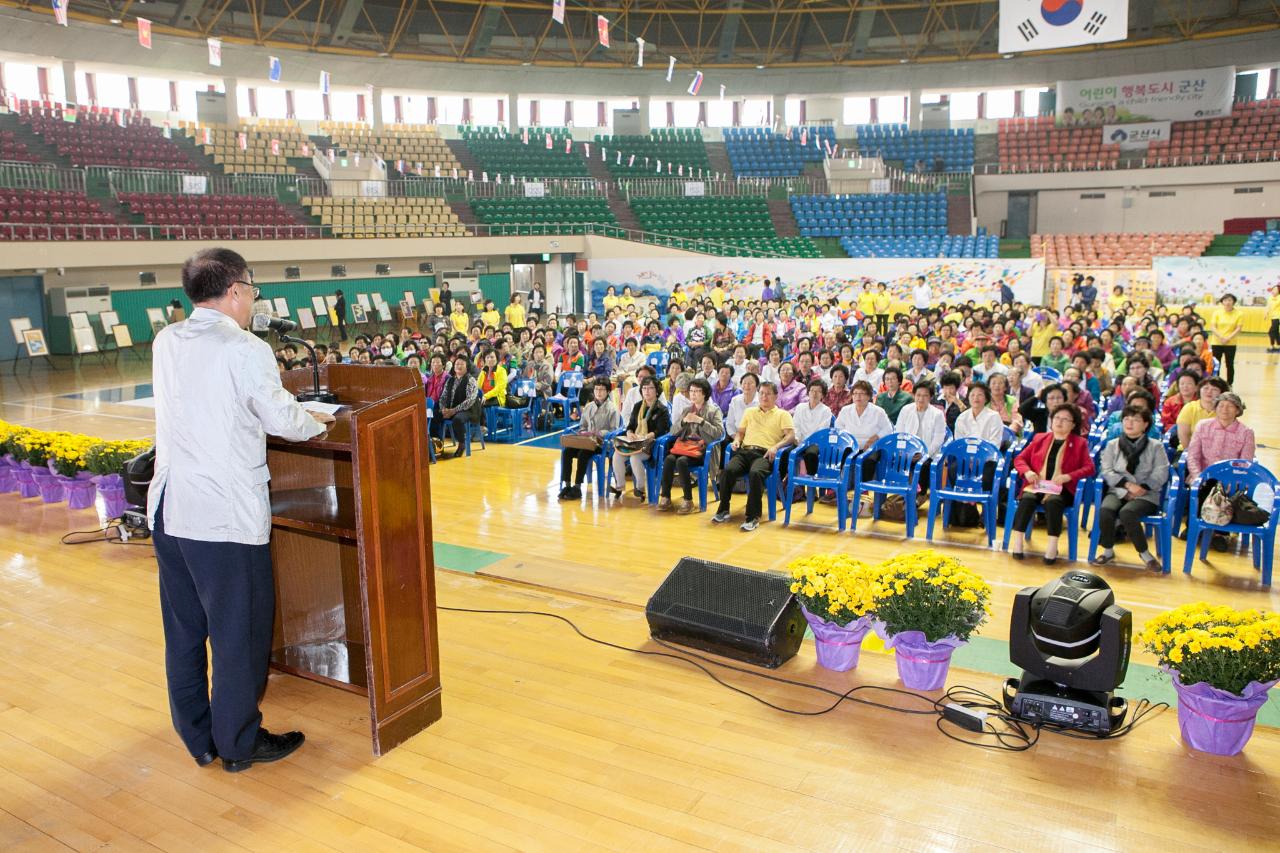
[942,702,988,733]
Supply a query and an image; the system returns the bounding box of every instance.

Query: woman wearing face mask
[437,354,481,458]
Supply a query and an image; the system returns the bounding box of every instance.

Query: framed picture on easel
[9,317,32,345]
[22,328,47,357]
[72,326,99,354]
[146,307,168,337]
[112,324,134,349]
[297,307,317,330]
[351,303,368,324]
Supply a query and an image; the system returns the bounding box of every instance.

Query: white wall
[975,162,1280,235]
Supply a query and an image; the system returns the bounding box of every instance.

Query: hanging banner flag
[397,159,405,172]
[628,154,635,167]
[719,84,726,102]
[467,169,474,181]
[584,142,590,158]
[207,38,222,67]
[353,153,361,166]
[564,137,572,154]
[482,171,488,182]
[202,127,212,145]
[597,15,610,47]
[998,0,1128,55]
[269,56,282,82]
[545,133,553,149]
[636,37,645,67]
[319,71,331,95]
[52,0,68,27]
[434,164,441,177]
[666,56,676,83]
[521,127,529,145]
[667,162,672,174]
[677,164,683,176]
[162,121,171,138]
[496,173,502,183]
[237,132,248,150]
[800,127,808,147]
[416,164,423,176]
[113,109,125,128]
[687,71,703,97]
[552,0,565,25]
[656,159,661,172]
[137,17,152,49]
[601,146,606,161]
[617,151,622,164]
[271,138,281,156]
[785,127,792,141]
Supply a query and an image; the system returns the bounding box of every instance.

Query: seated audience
[1091,405,1170,573]
[1009,405,1095,564]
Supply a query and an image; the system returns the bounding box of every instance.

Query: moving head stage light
[1004,570,1132,734]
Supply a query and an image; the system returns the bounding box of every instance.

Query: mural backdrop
[588,258,1047,315]
[1154,258,1280,306]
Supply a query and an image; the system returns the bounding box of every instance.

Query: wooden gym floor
[2,342,1279,851]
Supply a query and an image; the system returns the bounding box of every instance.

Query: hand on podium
[308,410,336,425]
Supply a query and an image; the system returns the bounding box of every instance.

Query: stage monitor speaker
[646,558,804,668]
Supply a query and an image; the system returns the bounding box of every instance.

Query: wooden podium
[268,364,441,755]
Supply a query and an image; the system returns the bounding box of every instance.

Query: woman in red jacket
[1009,404,1096,564]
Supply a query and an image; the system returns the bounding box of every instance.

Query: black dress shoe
[222,729,305,773]
[1042,555,1058,566]
[194,750,218,767]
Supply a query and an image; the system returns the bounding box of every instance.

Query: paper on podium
[301,401,345,416]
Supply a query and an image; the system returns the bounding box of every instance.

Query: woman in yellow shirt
[856,283,876,320]
[1029,309,1057,363]
[603,286,620,312]
[710,282,726,310]
[1267,284,1280,352]
[873,282,892,329]
[619,285,637,309]
[480,300,501,330]
[1209,293,1243,386]
[450,305,470,335]
[670,284,689,309]
[504,293,526,328]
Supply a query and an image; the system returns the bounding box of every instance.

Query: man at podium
[148,248,335,773]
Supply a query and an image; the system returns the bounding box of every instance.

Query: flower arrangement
[11,429,55,467]
[85,439,152,476]
[869,549,992,643]
[787,553,879,627]
[48,433,99,477]
[0,421,26,457]
[1139,603,1280,696]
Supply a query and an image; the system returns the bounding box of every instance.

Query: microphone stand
[280,333,338,403]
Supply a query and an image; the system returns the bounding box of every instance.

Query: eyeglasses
[233,280,260,300]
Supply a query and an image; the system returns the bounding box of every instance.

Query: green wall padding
[478,272,512,312]
[110,274,437,344]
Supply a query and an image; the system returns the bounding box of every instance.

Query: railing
[0,160,86,192]
[0,220,794,257]
[979,149,1280,175]
[466,177,609,198]
[98,167,287,197]
[294,175,609,199]
[622,175,826,199]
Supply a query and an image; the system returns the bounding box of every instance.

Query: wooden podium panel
[268,364,441,754]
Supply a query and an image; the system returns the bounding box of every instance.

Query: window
[517,97,532,127]
[573,99,600,127]
[843,96,872,125]
[784,97,802,126]
[877,95,905,124]
[920,92,943,105]
[648,99,668,128]
[174,80,221,119]
[706,98,732,127]
[539,97,566,126]
[741,98,769,126]
[437,95,464,125]
[235,84,252,117]
[94,72,131,109]
[949,92,979,121]
[672,99,699,127]
[473,97,501,127]
[294,89,324,120]
[1022,87,1049,116]
[256,86,288,119]
[137,77,171,112]
[986,89,1016,119]
[4,63,42,102]
[330,91,359,122]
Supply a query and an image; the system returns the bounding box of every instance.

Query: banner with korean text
[1102,121,1171,150]
[1055,66,1235,126]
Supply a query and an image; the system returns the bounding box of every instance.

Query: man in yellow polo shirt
[1176,376,1229,451]
[714,382,795,531]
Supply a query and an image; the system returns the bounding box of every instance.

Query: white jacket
[834,402,893,451]
[895,403,947,456]
[148,307,326,545]
[953,406,1005,447]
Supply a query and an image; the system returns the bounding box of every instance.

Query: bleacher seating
[302,195,467,238]
[723,126,834,177]
[182,120,306,174]
[319,122,460,175]
[852,125,974,171]
[470,197,616,232]
[1031,232,1213,266]
[0,130,38,163]
[19,110,202,170]
[999,102,1280,172]
[460,126,589,178]
[0,188,128,241]
[1238,230,1280,257]
[840,234,998,259]
[595,129,710,177]
[791,192,948,238]
[120,192,312,239]
[630,195,775,239]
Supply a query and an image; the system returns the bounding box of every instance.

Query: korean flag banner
[999,0,1128,54]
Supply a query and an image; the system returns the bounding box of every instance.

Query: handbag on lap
[560,432,602,452]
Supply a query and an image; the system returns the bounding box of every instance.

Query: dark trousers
[875,313,890,330]
[561,448,595,485]
[1012,491,1073,538]
[1270,319,1280,348]
[1098,493,1156,554]
[661,451,706,500]
[336,318,347,341]
[153,496,274,762]
[433,411,471,445]
[1210,344,1237,386]
[717,447,772,520]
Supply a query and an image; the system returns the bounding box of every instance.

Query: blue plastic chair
[850,434,929,538]
[425,397,437,463]
[783,429,859,530]
[547,370,584,430]
[650,432,725,511]
[927,438,1004,547]
[1000,468,1088,562]
[1182,459,1280,585]
[1035,366,1062,382]
[1087,475,1178,572]
[562,423,609,497]
[720,441,786,521]
[440,409,486,458]
[485,378,538,442]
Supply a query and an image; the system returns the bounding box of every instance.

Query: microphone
[252,313,298,334]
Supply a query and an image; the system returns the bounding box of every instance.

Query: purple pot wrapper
[58,475,98,510]
[14,462,40,498]
[883,629,967,691]
[802,607,873,672]
[37,474,64,503]
[1172,673,1277,756]
[97,483,128,519]
[0,457,14,493]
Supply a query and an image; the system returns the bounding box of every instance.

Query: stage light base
[1004,675,1127,735]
